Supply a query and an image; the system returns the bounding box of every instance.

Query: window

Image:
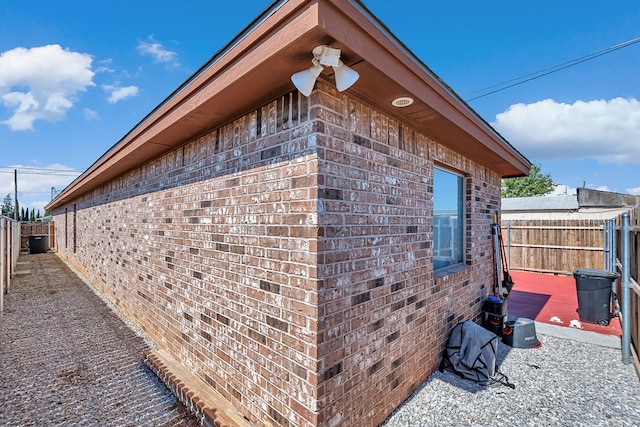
[433,167,464,271]
[65,207,68,249]
[73,203,77,254]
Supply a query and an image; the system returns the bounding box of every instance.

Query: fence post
[8,220,13,293]
[6,219,11,294]
[506,222,511,270]
[14,220,20,266]
[1,217,5,316]
[621,212,631,364]
[604,219,616,272]
[604,219,610,271]
[612,219,617,274]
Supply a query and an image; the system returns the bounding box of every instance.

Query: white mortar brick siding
[52,82,500,426]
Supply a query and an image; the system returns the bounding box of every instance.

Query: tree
[1,194,14,218]
[501,163,555,198]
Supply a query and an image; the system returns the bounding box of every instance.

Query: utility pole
[14,169,19,221]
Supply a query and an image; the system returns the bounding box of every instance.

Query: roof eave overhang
[47,0,530,211]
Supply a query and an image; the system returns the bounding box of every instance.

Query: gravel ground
[3,253,638,427]
[383,326,640,427]
[0,253,199,427]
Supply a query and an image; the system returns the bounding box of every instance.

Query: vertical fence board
[1,216,21,315]
[623,206,640,366]
[502,219,604,275]
[1,217,5,315]
[504,208,639,371]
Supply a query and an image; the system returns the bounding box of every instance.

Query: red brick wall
[54,91,321,427]
[310,83,499,426]
[52,81,501,427]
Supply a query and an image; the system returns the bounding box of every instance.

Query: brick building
[46,1,530,426]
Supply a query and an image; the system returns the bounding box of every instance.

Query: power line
[0,166,83,177]
[15,190,53,195]
[466,35,640,101]
[0,170,81,177]
[0,165,83,171]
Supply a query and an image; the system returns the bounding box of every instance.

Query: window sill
[434,263,469,280]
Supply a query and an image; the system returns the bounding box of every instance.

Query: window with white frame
[433,167,464,271]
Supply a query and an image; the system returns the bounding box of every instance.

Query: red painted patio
[507,270,622,337]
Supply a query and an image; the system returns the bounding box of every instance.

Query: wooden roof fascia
[47,0,314,210]
[47,0,531,210]
[320,0,530,175]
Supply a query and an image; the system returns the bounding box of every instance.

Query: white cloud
[0,44,95,130]
[83,108,99,121]
[0,163,82,213]
[493,98,640,164]
[95,58,115,74]
[104,85,139,104]
[1,92,39,130]
[627,186,640,196]
[0,164,81,194]
[137,36,180,67]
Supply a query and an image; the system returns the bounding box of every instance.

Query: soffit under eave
[46,0,530,211]
[95,0,529,180]
[45,0,322,210]
[315,0,531,177]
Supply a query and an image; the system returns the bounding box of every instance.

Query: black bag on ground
[440,320,505,386]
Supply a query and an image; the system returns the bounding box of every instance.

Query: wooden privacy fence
[502,211,639,372]
[502,219,605,275]
[619,206,639,372]
[1,216,21,316]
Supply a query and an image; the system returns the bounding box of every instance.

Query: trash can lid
[573,268,620,279]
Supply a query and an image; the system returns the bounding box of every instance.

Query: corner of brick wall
[311,81,501,426]
[49,83,502,427]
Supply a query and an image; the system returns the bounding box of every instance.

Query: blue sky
[1,1,639,215]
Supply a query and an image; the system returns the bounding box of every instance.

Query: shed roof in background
[502,188,640,220]
[47,0,530,211]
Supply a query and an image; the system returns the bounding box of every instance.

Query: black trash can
[573,268,619,326]
[28,234,48,254]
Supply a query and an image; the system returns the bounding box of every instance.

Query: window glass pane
[433,168,463,270]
